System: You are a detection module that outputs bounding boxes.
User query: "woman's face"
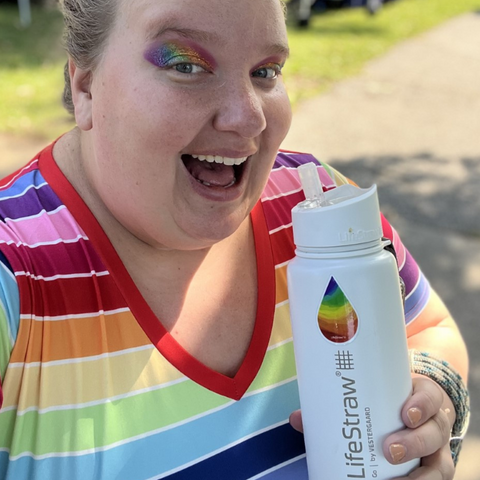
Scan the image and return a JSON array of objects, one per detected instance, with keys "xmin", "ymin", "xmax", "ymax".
[{"xmin": 81, "ymin": 0, "xmax": 292, "ymax": 250}]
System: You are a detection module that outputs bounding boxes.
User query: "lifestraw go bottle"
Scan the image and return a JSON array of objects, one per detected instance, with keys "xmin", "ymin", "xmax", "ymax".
[{"xmin": 287, "ymin": 163, "xmax": 419, "ymax": 479}]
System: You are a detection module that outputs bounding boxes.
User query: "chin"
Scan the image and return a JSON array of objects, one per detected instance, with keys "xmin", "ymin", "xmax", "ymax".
[{"xmin": 180, "ymin": 208, "xmax": 250, "ymax": 248}]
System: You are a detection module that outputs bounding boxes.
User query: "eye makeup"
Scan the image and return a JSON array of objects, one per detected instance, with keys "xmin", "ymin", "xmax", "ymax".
[
  {"xmin": 251, "ymin": 56, "xmax": 285, "ymax": 74},
  {"xmin": 144, "ymin": 41, "xmax": 216, "ymax": 71},
  {"xmin": 253, "ymin": 62, "xmax": 283, "ymax": 78}
]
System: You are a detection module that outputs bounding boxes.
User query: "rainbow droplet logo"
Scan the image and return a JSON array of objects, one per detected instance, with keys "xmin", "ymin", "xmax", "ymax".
[{"xmin": 318, "ymin": 277, "xmax": 359, "ymax": 343}]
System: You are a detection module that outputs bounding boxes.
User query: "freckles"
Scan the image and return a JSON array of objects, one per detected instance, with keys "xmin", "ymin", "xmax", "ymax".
[{"xmin": 264, "ymin": 90, "xmax": 291, "ymax": 123}]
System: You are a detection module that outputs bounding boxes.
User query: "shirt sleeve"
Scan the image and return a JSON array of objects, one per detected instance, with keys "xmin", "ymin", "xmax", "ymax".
[
  {"xmin": 380, "ymin": 215, "xmax": 430, "ymax": 325},
  {"xmin": 0, "ymin": 250, "xmax": 21, "ymax": 408}
]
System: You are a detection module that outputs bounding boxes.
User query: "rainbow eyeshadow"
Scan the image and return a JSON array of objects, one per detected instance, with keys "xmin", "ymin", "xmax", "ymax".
[{"xmin": 144, "ymin": 41, "xmax": 215, "ymax": 71}]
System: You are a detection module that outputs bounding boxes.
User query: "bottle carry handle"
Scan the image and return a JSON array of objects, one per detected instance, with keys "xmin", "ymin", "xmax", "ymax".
[{"xmin": 382, "ymin": 237, "xmax": 406, "ymax": 306}]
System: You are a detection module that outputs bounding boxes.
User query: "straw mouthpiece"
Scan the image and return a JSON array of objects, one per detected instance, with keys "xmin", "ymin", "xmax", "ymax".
[{"xmin": 298, "ymin": 162, "xmax": 326, "ymax": 206}]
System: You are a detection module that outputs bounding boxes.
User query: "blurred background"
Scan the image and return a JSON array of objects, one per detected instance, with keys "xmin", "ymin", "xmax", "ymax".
[{"xmin": 1, "ymin": 0, "xmax": 479, "ymax": 478}]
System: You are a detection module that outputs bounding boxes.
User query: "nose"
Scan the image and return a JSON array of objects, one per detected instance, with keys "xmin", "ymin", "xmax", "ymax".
[{"xmin": 212, "ymin": 79, "xmax": 267, "ymax": 139}]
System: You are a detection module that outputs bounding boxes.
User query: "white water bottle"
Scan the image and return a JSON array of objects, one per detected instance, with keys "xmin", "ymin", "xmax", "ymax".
[{"xmin": 287, "ymin": 163, "xmax": 419, "ymax": 479}]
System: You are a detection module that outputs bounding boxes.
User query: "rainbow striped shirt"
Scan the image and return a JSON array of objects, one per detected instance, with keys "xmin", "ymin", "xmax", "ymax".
[{"xmin": 0, "ymin": 144, "xmax": 430, "ymax": 480}]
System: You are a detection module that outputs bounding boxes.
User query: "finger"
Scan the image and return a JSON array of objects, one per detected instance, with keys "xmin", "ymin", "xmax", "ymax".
[
  {"xmin": 419, "ymin": 444, "xmax": 455, "ymax": 479},
  {"xmin": 385, "ymin": 410, "xmax": 451, "ymax": 464},
  {"xmin": 395, "ymin": 466, "xmax": 443, "ymax": 480},
  {"xmin": 393, "ymin": 445, "xmax": 455, "ymax": 480},
  {"xmin": 289, "ymin": 410, "xmax": 303, "ymax": 433},
  {"xmin": 394, "ymin": 466, "xmax": 442, "ymax": 480},
  {"xmin": 403, "ymin": 375, "xmax": 445, "ymax": 429}
]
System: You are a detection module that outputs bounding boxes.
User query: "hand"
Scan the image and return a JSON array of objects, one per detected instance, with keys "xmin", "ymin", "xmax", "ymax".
[
  {"xmin": 289, "ymin": 374, "xmax": 456, "ymax": 480},
  {"xmin": 384, "ymin": 374, "xmax": 455, "ymax": 479}
]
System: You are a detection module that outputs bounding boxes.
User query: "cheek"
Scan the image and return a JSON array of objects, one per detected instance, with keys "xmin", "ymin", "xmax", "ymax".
[
  {"xmin": 133, "ymin": 89, "xmax": 210, "ymax": 142},
  {"xmin": 92, "ymin": 76, "xmax": 210, "ymax": 161},
  {"xmin": 266, "ymin": 87, "xmax": 292, "ymax": 142},
  {"xmin": 91, "ymin": 56, "xmax": 203, "ymax": 132}
]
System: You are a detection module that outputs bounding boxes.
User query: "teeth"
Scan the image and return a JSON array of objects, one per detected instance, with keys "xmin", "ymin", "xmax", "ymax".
[{"xmin": 191, "ymin": 154, "xmax": 249, "ymax": 166}]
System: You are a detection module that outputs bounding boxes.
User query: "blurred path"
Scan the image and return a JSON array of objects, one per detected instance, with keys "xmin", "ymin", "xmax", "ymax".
[
  {"xmin": 0, "ymin": 133, "xmax": 45, "ymax": 178},
  {"xmin": 283, "ymin": 12, "xmax": 480, "ymax": 479}
]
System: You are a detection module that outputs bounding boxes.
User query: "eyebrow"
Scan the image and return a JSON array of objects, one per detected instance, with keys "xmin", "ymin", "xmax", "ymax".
[
  {"xmin": 145, "ymin": 18, "xmax": 290, "ymax": 58},
  {"xmin": 265, "ymin": 43, "xmax": 290, "ymax": 59},
  {"xmin": 147, "ymin": 24, "xmax": 219, "ymax": 44}
]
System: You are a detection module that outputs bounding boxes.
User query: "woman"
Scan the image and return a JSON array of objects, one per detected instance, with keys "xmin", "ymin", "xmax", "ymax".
[{"xmin": 0, "ymin": 0, "xmax": 469, "ymax": 478}]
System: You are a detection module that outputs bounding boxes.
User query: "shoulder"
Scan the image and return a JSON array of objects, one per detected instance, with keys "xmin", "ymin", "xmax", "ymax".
[
  {"xmin": 266, "ymin": 150, "xmax": 356, "ymax": 197},
  {"xmin": 0, "ymin": 144, "xmax": 68, "ymax": 250},
  {"xmin": 262, "ymin": 150, "xmax": 355, "ymax": 221},
  {"xmin": 0, "ymin": 156, "xmax": 46, "ymax": 226},
  {"xmin": 0, "ymin": 156, "xmax": 51, "ymax": 259},
  {"xmin": 259, "ymin": 150, "xmax": 355, "ymax": 260},
  {"xmin": 0, "ymin": 161, "xmax": 42, "ymax": 381}
]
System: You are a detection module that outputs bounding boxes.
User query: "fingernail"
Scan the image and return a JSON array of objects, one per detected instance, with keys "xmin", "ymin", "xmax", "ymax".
[
  {"xmin": 389, "ymin": 444, "xmax": 406, "ymax": 463},
  {"xmin": 407, "ymin": 407, "xmax": 422, "ymax": 427}
]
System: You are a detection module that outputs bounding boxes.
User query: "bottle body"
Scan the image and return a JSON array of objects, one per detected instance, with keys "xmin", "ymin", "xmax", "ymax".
[{"xmin": 287, "ymin": 246, "xmax": 419, "ymax": 479}]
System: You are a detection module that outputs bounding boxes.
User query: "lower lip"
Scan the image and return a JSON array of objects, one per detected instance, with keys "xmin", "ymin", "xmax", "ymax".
[{"xmin": 182, "ymin": 158, "xmax": 250, "ymax": 202}]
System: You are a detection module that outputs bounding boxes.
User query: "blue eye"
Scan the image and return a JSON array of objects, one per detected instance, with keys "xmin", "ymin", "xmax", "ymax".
[
  {"xmin": 173, "ymin": 63, "xmax": 207, "ymax": 74},
  {"xmin": 252, "ymin": 64, "xmax": 282, "ymax": 79}
]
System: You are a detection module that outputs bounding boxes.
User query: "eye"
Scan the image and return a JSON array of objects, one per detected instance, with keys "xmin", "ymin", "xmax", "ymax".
[
  {"xmin": 173, "ymin": 62, "xmax": 207, "ymax": 74},
  {"xmin": 145, "ymin": 42, "xmax": 216, "ymax": 76},
  {"xmin": 251, "ymin": 64, "xmax": 282, "ymax": 80}
]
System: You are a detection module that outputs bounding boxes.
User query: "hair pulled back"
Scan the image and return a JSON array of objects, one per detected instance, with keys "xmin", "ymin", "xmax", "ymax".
[
  {"xmin": 60, "ymin": 0, "xmax": 287, "ymax": 116},
  {"xmin": 60, "ymin": 0, "xmax": 118, "ymax": 115}
]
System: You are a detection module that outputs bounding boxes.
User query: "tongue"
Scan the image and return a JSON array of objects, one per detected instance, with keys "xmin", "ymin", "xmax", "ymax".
[{"xmin": 183, "ymin": 156, "xmax": 235, "ymax": 187}]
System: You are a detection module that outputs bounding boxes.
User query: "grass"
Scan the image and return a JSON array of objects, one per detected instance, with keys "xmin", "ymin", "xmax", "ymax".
[
  {"xmin": 284, "ymin": 0, "xmax": 480, "ymax": 104},
  {"xmin": 0, "ymin": 5, "xmax": 73, "ymax": 139},
  {"xmin": 0, "ymin": 0, "xmax": 479, "ymax": 140}
]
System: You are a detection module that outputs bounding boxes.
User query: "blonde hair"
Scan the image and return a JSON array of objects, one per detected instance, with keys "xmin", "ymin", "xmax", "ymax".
[{"xmin": 60, "ymin": 0, "xmax": 117, "ymax": 114}]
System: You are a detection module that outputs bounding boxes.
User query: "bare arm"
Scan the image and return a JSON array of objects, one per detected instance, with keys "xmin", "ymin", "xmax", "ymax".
[{"xmin": 406, "ymin": 288, "xmax": 468, "ymax": 380}]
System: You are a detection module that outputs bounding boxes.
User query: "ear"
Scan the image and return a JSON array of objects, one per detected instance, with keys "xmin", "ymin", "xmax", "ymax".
[{"xmin": 69, "ymin": 58, "xmax": 94, "ymax": 131}]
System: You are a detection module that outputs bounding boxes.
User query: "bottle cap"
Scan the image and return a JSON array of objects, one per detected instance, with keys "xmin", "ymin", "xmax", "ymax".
[{"xmin": 292, "ymin": 182, "xmax": 383, "ymax": 249}]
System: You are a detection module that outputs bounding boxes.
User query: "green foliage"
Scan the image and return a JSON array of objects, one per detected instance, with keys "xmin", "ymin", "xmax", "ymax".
[
  {"xmin": 0, "ymin": 0, "xmax": 479, "ymax": 139},
  {"xmin": 0, "ymin": 5, "xmax": 74, "ymax": 139},
  {"xmin": 284, "ymin": 0, "xmax": 480, "ymax": 105}
]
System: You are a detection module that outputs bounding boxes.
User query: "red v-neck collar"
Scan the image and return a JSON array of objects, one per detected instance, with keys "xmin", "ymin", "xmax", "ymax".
[{"xmin": 38, "ymin": 142, "xmax": 276, "ymax": 401}]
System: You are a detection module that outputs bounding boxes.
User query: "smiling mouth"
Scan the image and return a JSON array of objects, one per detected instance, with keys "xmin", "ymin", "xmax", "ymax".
[{"xmin": 181, "ymin": 154, "xmax": 249, "ymax": 188}]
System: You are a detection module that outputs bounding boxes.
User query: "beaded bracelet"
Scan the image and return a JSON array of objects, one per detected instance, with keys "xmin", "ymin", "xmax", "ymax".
[{"xmin": 409, "ymin": 350, "xmax": 470, "ymax": 466}]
